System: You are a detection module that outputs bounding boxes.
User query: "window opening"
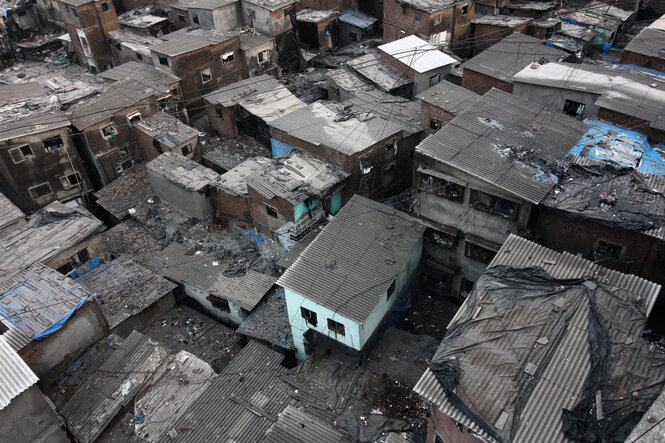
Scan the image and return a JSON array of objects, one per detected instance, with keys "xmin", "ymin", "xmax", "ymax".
[
  {"xmin": 301, "ymin": 307, "xmax": 318, "ymax": 327},
  {"xmin": 327, "ymin": 318, "xmax": 345, "ymax": 336}
]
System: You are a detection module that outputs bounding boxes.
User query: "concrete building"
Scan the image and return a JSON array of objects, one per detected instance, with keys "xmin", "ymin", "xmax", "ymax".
[
  {"xmin": 411, "ymin": 88, "xmax": 587, "ymax": 297},
  {"xmin": 204, "ymin": 74, "xmax": 305, "ymax": 145},
  {"xmin": 212, "ymin": 156, "xmax": 271, "ymax": 220},
  {"xmin": 240, "ymin": 33, "xmax": 276, "ymax": 77},
  {"xmin": 0, "ymin": 336, "xmax": 68, "ymax": 442},
  {"xmin": 337, "ymin": 9, "xmax": 377, "ymax": 45},
  {"xmin": 347, "ymin": 51, "xmax": 414, "ymax": 98},
  {"xmin": 244, "ymin": 149, "xmax": 350, "ymax": 237},
  {"xmin": 622, "ymin": 16, "xmax": 665, "ymax": 72},
  {"xmin": 277, "ymin": 194, "xmax": 424, "ymax": 361},
  {"xmin": 298, "ymin": 0, "xmax": 356, "ymax": 12},
  {"xmin": 326, "ymin": 67, "xmax": 374, "ymax": 101},
  {"xmin": 134, "ymin": 111, "xmax": 199, "ymax": 160},
  {"xmin": 500, "ymin": 0, "xmax": 557, "ymax": 19},
  {"xmin": 58, "ymin": 0, "xmax": 120, "ymax": 72},
  {"xmin": 0, "ymin": 201, "xmax": 106, "ymax": 278},
  {"xmin": 149, "ymin": 28, "xmax": 243, "ymax": 118},
  {"xmin": 146, "ymin": 151, "xmax": 219, "ymax": 219},
  {"xmin": 460, "ymin": 32, "xmax": 566, "ymax": 95},
  {"xmin": 76, "ymin": 257, "xmax": 178, "ymax": 337},
  {"xmin": 0, "ymin": 83, "xmax": 92, "ymax": 213},
  {"xmin": 414, "ymin": 234, "xmax": 664, "ymax": 443},
  {"xmin": 511, "ymin": 61, "xmax": 616, "ymax": 120},
  {"xmin": 297, "ymin": 9, "xmax": 339, "ymax": 53},
  {"xmin": 378, "ymin": 36, "xmax": 456, "ymax": 97},
  {"xmin": 185, "ymin": 0, "xmax": 243, "ymax": 31},
  {"xmin": 117, "ymin": 8, "xmax": 169, "ymax": 36},
  {"xmin": 268, "ymin": 101, "xmax": 404, "ymax": 200},
  {"xmin": 0, "ymin": 264, "xmax": 109, "ymax": 382},
  {"xmin": 383, "ymin": 0, "xmax": 473, "ymax": 55},
  {"xmin": 595, "ymin": 70, "xmax": 665, "ymax": 144},
  {"xmin": 559, "ymin": 1, "xmax": 633, "ymax": 53},
  {"xmin": 141, "ymin": 242, "xmax": 276, "ymax": 326},
  {"xmin": 416, "ymin": 80, "xmax": 479, "ymax": 136},
  {"xmin": 470, "ymin": 14, "xmax": 530, "ymax": 53},
  {"xmin": 93, "ymin": 164, "xmax": 153, "ymax": 223},
  {"xmin": 69, "ymin": 78, "xmax": 178, "ymax": 187},
  {"xmin": 107, "ymin": 28, "xmax": 163, "ymax": 65}
]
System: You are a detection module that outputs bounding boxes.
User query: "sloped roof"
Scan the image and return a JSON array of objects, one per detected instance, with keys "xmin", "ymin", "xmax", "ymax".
[
  {"xmin": 0, "ymin": 192, "xmax": 25, "ymax": 236},
  {"xmin": 146, "ymin": 152, "xmax": 219, "ymax": 192},
  {"xmin": 344, "ymin": 90, "xmax": 422, "ymax": 136},
  {"xmin": 264, "ymin": 405, "xmax": 347, "ymax": 443},
  {"xmin": 378, "ymin": 36, "xmax": 456, "ymax": 74},
  {"xmin": 512, "ymin": 61, "xmax": 616, "ymax": 94},
  {"xmin": 149, "ymin": 36, "xmax": 211, "ymax": 56},
  {"xmin": 415, "ymin": 80, "xmax": 480, "ymax": 114},
  {"xmin": 347, "ymin": 52, "xmax": 412, "ymax": 92},
  {"xmin": 215, "ymin": 156, "xmax": 271, "ymax": 196},
  {"xmin": 94, "ymin": 164, "xmax": 152, "ymax": 220},
  {"xmin": 416, "ymin": 88, "xmax": 588, "ymax": 204},
  {"xmin": 277, "ymin": 195, "xmax": 424, "ymax": 323},
  {"xmin": 0, "ymin": 335, "xmax": 38, "ymax": 410},
  {"xmin": 414, "ymin": 234, "xmax": 663, "ymax": 443},
  {"xmin": 135, "ymin": 112, "xmax": 199, "ymax": 149},
  {"xmin": 99, "ymin": 61, "xmax": 180, "ymax": 85}
]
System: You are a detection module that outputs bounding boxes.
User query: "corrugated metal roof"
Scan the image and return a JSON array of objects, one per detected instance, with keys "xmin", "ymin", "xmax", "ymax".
[
  {"xmin": 99, "ymin": 61, "xmax": 180, "ymax": 85},
  {"xmin": 215, "ymin": 156, "xmax": 271, "ymax": 195},
  {"xmin": 237, "ymin": 288, "xmax": 295, "ymax": 351},
  {"xmin": 147, "ymin": 151, "xmax": 219, "ymax": 192},
  {"xmin": 512, "ymin": 61, "xmax": 616, "ymax": 94},
  {"xmin": 135, "ymin": 111, "xmax": 199, "ymax": 149},
  {"xmin": 649, "ymin": 14, "xmax": 665, "ymax": 31},
  {"xmin": 344, "ymin": 90, "xmax": 422, "ymax": 136},
  {"xmin": 94, "ymin": 164, "xmax": 152, "ymax": 220},
  {"xmin": 0, "ymin": 192, "xmax": 25, "ymax": 236},
  {"xmin": 76, "ymin": 257, "xmax": 177, "ymax": 330},
  {"xmin": 0, "ymin": 335, "xmax": 38, "ymax": 410},
  {"xmin": 414, "ymin": 234, "xmax": 662, "ymax": 443},
  {"xmin": 60, "ymin": 331, "xmax": 169, "ymax": 443},
  {"xmin": 338, "ymin": 10, "xmax": 377, "ymax": 28},
  {"xmin": 277, "ymin": 195, "xmax": 424, "ymax": 324},
  {"xmin": 244, "ymin": 149, "xmax": 349, "ymax": 205},
  {"xmin": 461, "ymin": 33, "xmax": 565, "ymax": 83},
  {"xmin": 471, "ymin": 14, "xmax": 530, "ymax": 27},
  {"xmin": 347, "ymin": 52, "xmax": 412, "ymax": 92},
  {"xmin": 240, "ymin": 33, "xmax": 274, "ymax": 50},
  {"xmin": 141, "ymin": 242, "xmax": 276, "ymax": 311},
  {"xmin": 174, "ymin": 340, "xmax": 290, "ymax": 442},
  {"xmin": 415, "ymin": 80, "xmax": 480, "ymax": 114},
  {"xmin": 378, "ymin": 36, "xmax": 456, "ymax": 74},
  {"xmin": 149, "ymin": 36, "xmax": 211, "ymax": 56},
  {"xmin": 264, "ymin": 405, "xmax": 347, "ymax": 442},
  {"xmin": 416, "ymin": 88, "xmax": 587, "ymax": 204},
  {"xmin": 0, "ymin": 264, "xmax": 93, "ymax": 350},
  {"xmin": 0, "ymin": 201, "xmax": 103, "ymax": 281}
]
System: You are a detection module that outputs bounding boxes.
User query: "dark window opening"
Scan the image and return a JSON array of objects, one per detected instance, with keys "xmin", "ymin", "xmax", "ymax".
[
  {"xmin": 60, "ymin": 172, "xmax": 81, "ymax": 189},
  {"xmin": 216, "ymin": 107, "xmax": 224, "ymax": 119},
  {"xmin": 387, "ymin": 279, "xmax": 396, "ymax": 299},
  {"xmin": 117, "ymin": 159, "xmax": 133, "ymax": 173},
  {"xmin": 333, "ymin": 87, "xmax": 340, "ymax": 100},
  {"xmin": 136, "ymin": 53, "xmax": 143, "ymax": 61},
  {"xmin": 128, "ymin": 113, "xmax": 141, "ymax": 124},
  {"xmin": 201, "ymin": 69, "xmax": 212, "ymax": 84},
  {"xmin": 181, "ymin": 144, "xmax": 193, "ymax": 156},
  {"xmin": 101, "ymin": 2, "xmax": 109, "ymax": 12},
  {"xmin": 56, "ymin": 248, "xmax": 90, "ymax": 275},
  {"xmin": 426, "ymin": 229, "xmax": 455, "ymax": 249},
  {"xmin": 430, "ymin": 118, "xmax": 441, "ymax": 131},
  {"xmin": 118, "ymin": 147, "xmax": 129, "ymax": 158},
  {"xmin": 192, "ymin": 14, "xmax": 199, "ymax": 25},
  {"xmin": 178, "ymin": 14, "xmax": 186, "ymax": 23},
  {"xmin": 563, "ymin": 99, "xmax": 585, "ymax": 119},
  {"xmin": 461, "ymin": 5, "xmax": 468, "ymax": 15},
  {"xmin": 222, "ymin": 52, "xmax": 234, "ymax": 64},
  {"xmin": 414, "ymin": 13, "xmax": 420, "ymax": 22},
  {"xmin": 594, "ymin": 240, "xmax": 623, "ymax": 260},
  {"xmin": 461, "ymin": 278, "xmax": 475, "ymax": 297},
  {"xmin": 301, "ymin": 307, "xmax": 317, "ymax": 327},
  {"xmin": 158, "ymin": 54, "xmax": 169, "ymax": 66},
  {"xmin": 90, "ymin": 66, "xmax": 97, "ymax": 74},
  {"xmin": 327, "ymin": 318, "xmax": 345, "ymax": 336},
  {"xmin": 258, "ymin": 50, "xmax": 269, "ymax": 62},
  {"xmin": 29, "ymin": 183, "xmax": 53, "ymax": 199},
  {"xmin": 465, "ymin": 241, "xmax": 496, "ymax": 265},
  {"xmin": 101, "ymin": 124, "xmax": 115, "ymax": 139},
  {"xmin": 80, "ymin": 36, "xmax": 88, "ymax": 47},
  {"xmin": 349, "ymin": 32, "xmax": 357, "ymax": 41},
  {"xmin": 266, "ymin": 204, "xmax": 278, "ymax": 218},
  {"xmin": 206, "ymin": 294, "xmax": 230, "ymax": 312},
  {"xmin": 43, "ymin": 135, "xmax": 64, "ymax": 150},
  {"xmin": 429, "ymin": 73, "xmax": 440, "ymax": 87},
  {"xmin": 18, "ymin": 10, "xmax": 26, "ymax": 16},
  {"xmin": 71, "ymin": 7, "xmax": 78, "ymax": 17},
  {"xmin": 421, "ymin": 174, "xmax": 465, "ymax": 203},
  {"xmin": 115, "ymin": 43, "xmax": 122, "ymax": 51},
  {"xmin": 9, "ymin": 145, "xmax": 33, "ymax": 163},
  {"xmin": 434, "ymin": 433, "xmax": 445, "ymax": 443},
  {"xmin": 469, "ymin": 189, "xmax": 518, "ymax": 219}
]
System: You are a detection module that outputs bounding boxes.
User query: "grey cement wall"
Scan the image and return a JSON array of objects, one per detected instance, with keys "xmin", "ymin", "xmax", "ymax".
[
  {"xmin": 242, "ymin": 3, "xmax": 292, "ymax": 37},
  {"xmin": 413, "ymin": 66, "xmax": 453, "ymax": 98},
  {"xmin": 0, "ymin": 386, "xmax": 69, "ymax": 443},
  {"xmin": 147, "ymin": 169, "xmax": 214, "ymax": 219},
  {"xmin": 188, "ymin": 3, "xmax": 242, "ymax": 31},
  {"xmin": 512, "ymin": 83, "xmax": 601, "ymax": 118},
  {"xmin": 183, "ymin": 282, "xmax": 246, "ymax": 327},
  {"xmin": 112, "ymin": 292, "xmax": 176, "ymax": 338}
]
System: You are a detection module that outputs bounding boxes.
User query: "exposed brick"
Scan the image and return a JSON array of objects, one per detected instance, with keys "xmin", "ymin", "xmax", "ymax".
[
  {"xmin": 212, "ymin": 189, "xmax": 252, "ymax": 221},
  {"xmin": 473, "ymin": 23, "xmax": 528, "ymax": 53},
  {"xmin": 420, "ymin": 101, "xmax": 457, "ymax": 136},
  {"xmin": 621, "ymin": 50, "xmax": 665, "ymax": 74},
  {"xmin": 461, "ymin": 68, "xmax": 513, "ymax": 95}
]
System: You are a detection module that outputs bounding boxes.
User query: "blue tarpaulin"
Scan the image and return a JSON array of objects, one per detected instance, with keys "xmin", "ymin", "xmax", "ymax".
[
  {"xmin": 70, "ymin": 256, "xmax": 101, "ymax": 279},
  {"xmin": 270, "ymin": 138, "xmax": 295, "ymax": 158},
  {"xmin": 568, "ymin": 119, "xmax": 665, "ymax": 175}
]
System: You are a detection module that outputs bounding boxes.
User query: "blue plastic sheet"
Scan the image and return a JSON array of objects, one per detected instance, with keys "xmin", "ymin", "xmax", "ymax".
[
  {"xmin": 270, "ymin": 138, "xmax": 295, "ymax": 158},
  {"xmin": 70, "ymin": 256, "xmax": 101, "ymax": 279},
  {"xmin": 33, "ymin": 294, "xmax": 90, "ymax": 340}
]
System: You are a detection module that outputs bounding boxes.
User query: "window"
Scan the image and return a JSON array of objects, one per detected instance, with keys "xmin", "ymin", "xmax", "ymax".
[
  {"xmin": 465, "ymin": 241, "xmax": 497, "ymax": 265},
  {"xmin": 301, "ymin": 307, "xmax": 317, "ymax": 327},
  {"xmin": 101, "ymin": 2, "xmax": 109, "ymax": 12},
  {"xmin": 118, "ymin": 147, "xmax": 129, "ymax": 157},
  {"xmin": 221, "ymin": 52, "xmax": 234, "ymax": 64},
  {"xmin": 429, "ymin": 73, "xmax": 440, "ymax": 87},
  {"xmin": 178, "ymin": 14, "xmax": 186, "ymax": 23},
  {"xmin": 70, "ymin": 7, "xmax": 78, "ymax": 17},
  {"xmin": 327, "ymin": 318, "xmax": 345, "ymax": 336},
  {"xmin": 594, "ymin": 240, "xmax": 623, "ymax": 260},
  {"xmin": 429, "ymin": 118, "xmax": 441, "ymax": 131},
  {"xmin": 469, "ymin": 189, "xmax": 518, "ymax": 219},
  {"xmin": 460, "ymin": 278, "xmax": 475, "ymax": 297},
  {"xmin": 333, "ymin": 87, "xmax": 341, "ymax": 100},
  {"xmin": 29, "ymin": 182, "xmax": 53, "ymax": 199},
  {"xmin": 265, "ymin": 204, "xmax": 278, "ymax": 218},
  {"xmin": 461, "ymin": 5, "xmax": 468, "ymax": 15},
  {"xmin": 258, "ymin": 50, "xmax": 269, "ymax": 63},
  {"xmin": 434, "ymin": 433, "xmax": 445, "ymax": 443},
  {"xmin": 127, "ymin": 112, "xmax": 141, "ymax": 124},
  {"xmin": 192, "ymin": 14, "xmax": 199, "ymax": 25},
  {"xmin": 158, "ymin": 53, "xmax": 169, "ymax": 66},
  {"xmin": 115, "ymin": 43, "xmax": 122, "ymax": 51},
  {"xmin": 200, "ymin": 68, "xmax": 212, "ymax": 84},
  {"xmin": 421, "ymin": 174, "xmax": 465, "ymax": 203},
  {"xmin": 101, "ymin": 124, "xmax": 116, "ymax": 139},
  {"xmin": 387, "ymin": 279, "xmax": 396, "ymax": 299},
  {"xmin": 57, "ymin": 248, "xmax": 91, "ymax": 275},
  {"xmin": 349, "ymin": 31, "xmax": 357, "ymax": 42},
  {"xmin": 563, "ymin": 99, "xmax": 585, "ymax": 119},
  {"xmin": 216, "ymin": 107, "xmax": 224, "ymax": 119},
  {"xmin": 18, "ymin": 10, "xmax": 26, "ymax": 16},
  {"xmin": 43, "ymin": 135, "xmax": 64, "ymax": 150},
  {"xmin": 385, "ymin": 138, "xmax": 397, "ymax": 154},
  {"xmin": 181, "ymin": 144, "xmax": 193, "ymax": 156},
  {"xmin": 8, "ymin": 145, "xmax": 34, "ymax": 163},
  {"xmin": 116, "ymin": 159, "xmax": 133, "ymax": 173},
  {"xmin": 136, "ymin": 53, "xmax": 143, "ymax": 61},
  {"xmin": 434, "ymin": 14, "xmax": 442, "ymax": 24},
  {"xmin": 80, "ymin": 36, "xmax": 88, "ymax": 47},
  {"xmin": 426, "ymin": 229, "xmax": 455, "ymax": 249},
  {"xmin": 414, "ymin": 13, "xmax": 420, "ymax": 22},
  {"xmin": 60, "ymin": 172, "xmax": 81, "ymax": 189}
]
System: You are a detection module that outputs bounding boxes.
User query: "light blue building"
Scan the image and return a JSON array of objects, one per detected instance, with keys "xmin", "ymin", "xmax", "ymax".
[{"xmin": 277, "ymin": 195, "xmax": 424, "ymax": 361}]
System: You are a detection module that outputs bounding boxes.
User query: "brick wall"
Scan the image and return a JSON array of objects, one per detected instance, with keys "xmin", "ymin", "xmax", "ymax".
[
  {"xmin": 247, "ymin": 185, "xmax": 295, "ymax": 233},
  {"xmin": 461, "ymin": 68, "xmax": 513, "ymax": 95},
  {"xmin": 427, "ymin": 404, "xmax": 483, "ymax": 443},
  {"xmin": 473, "ymin": 23, "xmax": 528, "ymax": 53},
  {"xmin": 298, "ymin": 0, "xmax": 356, "ymax": 12},
  {"xmin": 212, "ymin": 188, "xmax": 252, "ymax": 220},
  {"xmin": 421, "ymin": 101, "xmax": 457, "ymax": 136},
  {"xmin": 205, "ymin": 101, "xmax": 238, "ymax": 138},
  {"xmin": 170, "ymin": 6, "xmax": 191, "ymax": 29},
  {"xmin": 526, "ymin": 25, "xmax": 550, "ymax": 40},
  {"xmin": 621, "ymin": 50, "xmax": 665, "ymax": 73}
]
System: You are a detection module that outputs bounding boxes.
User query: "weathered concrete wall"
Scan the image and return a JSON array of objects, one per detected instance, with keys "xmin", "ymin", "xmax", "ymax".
[
  {"xmin": 182, "ymin": 282, "xmax": 246, "ymax": 327},
  {"xmin": 512, "ymin": 82, "xmax": 601, "ymax": 118},
  {"xmin": 112, "ymin": 292, "xmax": 176, "ymax": 338},
  {"xmin": 0, "ymin": 386, "xmax": 69, "ymax": 443},
  {"xmin": 135, "ymin": 126, "xmax": 198, "ymax": 161},
  {"xmin": 19, "ymin": 300, "xmax": 109, "ymax": 383},
  {"xmin": 241, "ymin": 39, "xmax": 276, "ymax": 77},
  {"xmin": 169, "ymin": 5, "xmax": 191, "ymax": 29},
  {"xmin": 147, "ymin": 168, "xmax": 214, "ymax": 219},
  {"xmin": 205, "ymin": 101, "xmax": 238, "ymax": 138},
  {"xmin": 242, "ymin": 3, "xmax": 293, "ymax": 36},
  {"xmin": 414, "ymin": 66, "xmax": 452, "ymax": 97},
  {"xmin": 188, "ymin": 3, "xmax": 242, "ymax": 31}
]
